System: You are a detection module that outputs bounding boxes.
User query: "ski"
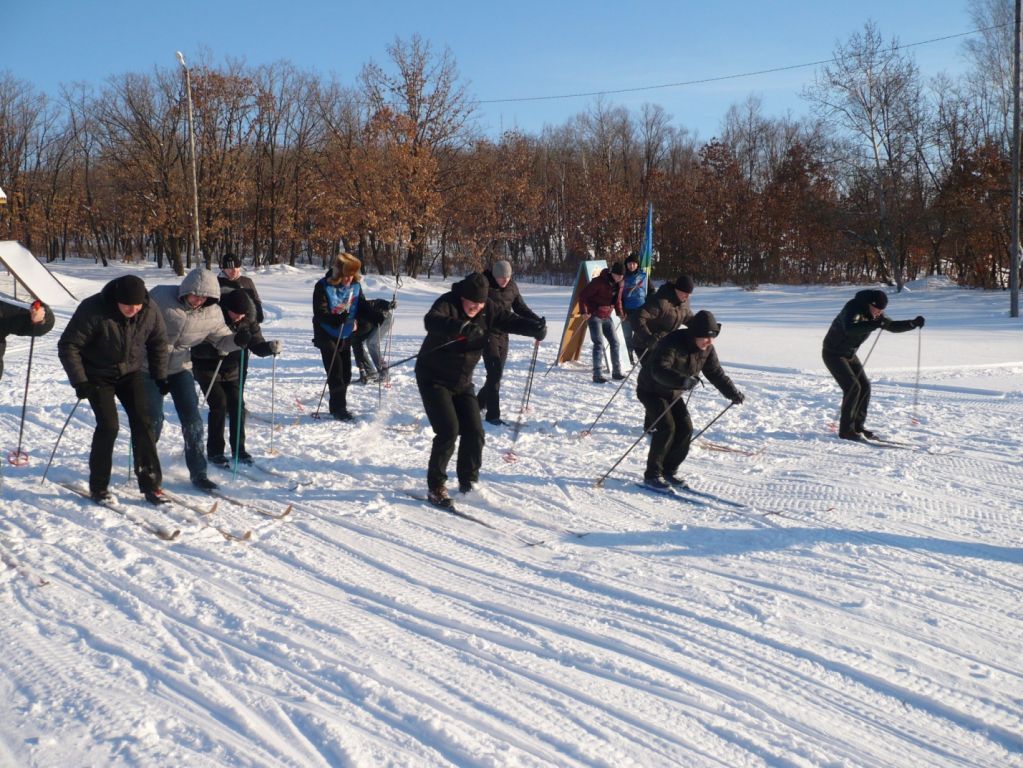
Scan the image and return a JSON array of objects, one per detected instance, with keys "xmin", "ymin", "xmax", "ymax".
[
  {"xmin": 401, "ymin": 489, "xmax": 496, "ymax": 529},
  {"xmin": 54, "ymin": 481, "xmax": 181, "ymax": 541},
  {"xmin": 862, "ymin": 434, "xmax": 921, "ymax": 449},
  {"xmin": 209, "ymin": 460, "xmax": 300, "ymax": 491},
  {"xmin": 200, "ymin": 487, "xmax": 293, "ymax": 520},
  {"xmin": 157, "ymin": 490, "xmax": 252, "ymax": 542},
  {"xmin": 0, "ymin": 540, "xmax": 49, "ymax": 587}
]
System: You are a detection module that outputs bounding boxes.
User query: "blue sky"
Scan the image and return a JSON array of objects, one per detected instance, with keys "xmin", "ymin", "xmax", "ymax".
[{"xmin": 7, "ymin": 0, "xmax": 975, "ymax": 141}]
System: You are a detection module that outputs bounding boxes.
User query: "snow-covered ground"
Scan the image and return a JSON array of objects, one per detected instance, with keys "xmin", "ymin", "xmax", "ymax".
[{"xmin": 1, "ymin": 260, "xmax": 1021, "ymax": 767}]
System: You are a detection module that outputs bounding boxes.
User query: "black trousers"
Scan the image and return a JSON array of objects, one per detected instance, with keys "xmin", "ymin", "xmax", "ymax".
[
  {"xmin": 637, "ymin": 388, "xmax": 692, "ymax": 479},
  {"xmin": 418, "ymin": 376, "xmax": 484, "ymax": 490},
  {"xmin": 319, "ymin": 338, "xmax": 352, "ymax": 415},
  {"xmin": 195, "ymin": 372, "xmax": 245, "ymax": 458},
  {"xmin": 475, "ymin": 333, "xmax": 509, "ymax": 420},
  {"xmin": 822, "ymin": 351, "xmax": 870, "ymax": 434},
  {"xmin": 86, "ymin": 371, "xmax": 161, "ymax": 495}
]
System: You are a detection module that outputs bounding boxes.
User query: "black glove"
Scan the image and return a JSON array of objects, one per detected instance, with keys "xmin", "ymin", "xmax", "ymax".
[
  {"xmin": 681, "ymin": 376, "xmax": 700, "ymax": 391},
  {"xmin": 389, "ymin": 299, "xmax": 398, "ymax": 310},
  {"xmin": 913, "ymin": 315, "xmax": 925, "ymax": 328},
  {"xmin": 233, "ymin": 329, "xmax": 252, "ymax": 348},
  {"xmin": 533, "ymin": 318, "xmax": 547, "ymax": 341},
  {"xmin": 155, "ymin": 379, "xmax": 172, "ymax": 396},
  {"xmin": 328, "ymin": 310, "xmax": 348, "ymax": 327},
  {"xmin": 268, "ymin": 340, "xmax": 282, "ymax": 355},
  {"xmin": 730, "ymin": 391, "xmax": 745, "ymax": 405},
  {"xmin": 74, "ymin": 381, "xmax": 95, "ymax": 400},
  {"xmin": 462, "ymin": 322, "xmax": 486, "ymax": 344}
]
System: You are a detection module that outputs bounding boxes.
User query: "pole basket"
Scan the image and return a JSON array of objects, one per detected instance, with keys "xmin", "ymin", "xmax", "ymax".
[{"xmin": 7, "ymin": 449, "xmax": 29, "ymax": 467}]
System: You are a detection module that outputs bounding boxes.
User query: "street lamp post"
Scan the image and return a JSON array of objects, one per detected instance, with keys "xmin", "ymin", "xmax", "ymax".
[{"xmin": 176, "ymin": 51, "xmax": 202, "ymax": 269}]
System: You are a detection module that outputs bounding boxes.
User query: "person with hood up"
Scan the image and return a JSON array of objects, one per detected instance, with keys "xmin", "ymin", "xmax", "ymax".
[
  {"xmin": 192, "ymin": 288, "xmax": 281, "ymax": 467},
  {"xmin": 312, "ymin": 252, "xmax": 366, "ymax": 420},
  {"xmin": 636, "ymin": 310, "xmax": 744, "ymax": 492},
  {"xmin": 144, "ymin": 267, "xmax": 250, "ymax": 490},
  {"xmin": 58, "ymin": 275, "xmax": 169, "ymax": 504},
  {"xmin": 475, "ymin": 259, "xmax": 543, "ymax": 425},
  {"xmin": 822, "ymin": 289, "xmax": 924, "ymax": 441},
  {"xmin": 415, "ymin": 272, "xmax": 546, "ymax": 509},
  {"xmin": 577, "ymin": 261, "xmax": 626, "ymax": 383},
  {"xmin": 620, "ymin": 253, "xmax": 648, "ymax": 365},
  {"xmin": 631, "ymin": 274, "xmax": 695, "ymax": 359},
  {"xmin": 1, "ymin": 297, "xmax": 54, "ymax": 381}
]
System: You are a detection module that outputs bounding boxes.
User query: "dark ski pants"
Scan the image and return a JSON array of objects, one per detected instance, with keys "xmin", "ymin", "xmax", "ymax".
[
  {"xmin": 823, "ymin": 351, "xmax": 870, "ymax": 434},
  {"xmin": 195, "ymin": 373, "xmax": 246, "ymax": 458},
  {"xmin": 144, "ymin": 370, "xmax": 208, "ymax": 482},
  {"xmin": 86, "ymin": 371, "xmax": 161, "ymax": 495},
  {"xmin": 622, "ymin": 308, "xmax": 642, "ymax": 365},
  {"xmin": 637, "ymin": 388, "xmax": 692, "ymax": 479},
  {"xmin": 476, "ymin": 333, "xmax": 509, "ymax": 421},
  {"xmin": 319, "ymin": 337, "xmax": 352, "ymax": 415},
  {"xmin": 418, "ymin": 377, "xmax": 484, "ymax": 491}
]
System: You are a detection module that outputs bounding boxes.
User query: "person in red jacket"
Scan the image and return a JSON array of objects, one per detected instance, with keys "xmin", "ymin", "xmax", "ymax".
[{"xmin": 577, "ymin": 262, "xmax": 625, "ymax": 383}]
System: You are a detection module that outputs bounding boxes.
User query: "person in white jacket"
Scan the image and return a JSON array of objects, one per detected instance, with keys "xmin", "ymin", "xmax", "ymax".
[{"xmin": 143, "ymin": 267, "xmax": 249, "ymax": 490}]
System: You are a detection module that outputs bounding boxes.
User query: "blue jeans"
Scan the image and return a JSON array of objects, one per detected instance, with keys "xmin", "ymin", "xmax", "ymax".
[
  {"xmin": 588, "ymin": 316, "xmax": 621, "ymax": 377},
  {"xmin": 144, "ymin": 370, "xmax": 208, "ymax": 481},
  {"xmin": 354, "ymin": 314, "xmax": 393, "ymax": 375}
]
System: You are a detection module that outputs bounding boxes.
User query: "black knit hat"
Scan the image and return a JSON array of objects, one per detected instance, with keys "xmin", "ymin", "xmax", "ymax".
[
  {"xmin": 221, "ymin": 253, "xmax": 243, "ymax": 269},
  {"xmin": 221, "ymin": 289, "xmax": 251, "ymax": 315},
  {"xmin": 455, "ymin": 272, "xmax": 489, "ymax": 303},
  {"xmin": 674, "ymin": 275, "xmax": 695, "ymax": 293},
  {"xmin": 112, "ymin": 275, "xmax": 147, "ymax": 305},
  {"xmin": 687, "ymin": 310, "xmax": 720, "ymax": 338},
  {"xmin": 610, "ymin": 262, "xmax": 625, "ymax": 276},
  {"xmin": 866, "ymin": 290, "xmax": 888, "ymax": 309}
]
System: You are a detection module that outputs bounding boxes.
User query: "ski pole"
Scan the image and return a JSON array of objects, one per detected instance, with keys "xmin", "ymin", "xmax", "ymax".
[
  {"xmin": 312, "ymin": 330, "xmax": 346, "ymax": 419},
  {"xmin": 860, "ymin": 328, "xmax": 882, "ymax": 368},
  {"xmin": 40, "ymin": 399, "xmax": 81, "ymax": 484},
  {"xmin": 378, "ymin": 336, "xmax": 466, "ymax": 375},
  {"xmin": 689, "ymin": 401, "xmax": 735, "ymax": 443},
  {"xmin": 595, "ymin": 389, "xmax": 687, "ymax": 487},
  {"xmin": 8, "ymin": 329, "xmax": 37, "ymax": 466},
  {"xmin": 269, "ymin": 352, "xmax": 278, "ymax": 455},
  {"xmin": 504, "ymin": 339, "xmax": 542, "ymax": 461},
  {"xmin": 911, "ymin": 326, "xmax": 922, "ymax": 425},
  {"xmin": 580, "ymin": 348, "xmax": 648, "ymax": 437},
  {"xmin": 232, "ymin": 349, "xmax": 245, "ymax": 479},
  {"xmin": 202, "ymin": 357, "xmax": 225, "ymax": 406},
  {"xmin": 543, "ymin": 317, "xmax": 589, "ymax": 377}
]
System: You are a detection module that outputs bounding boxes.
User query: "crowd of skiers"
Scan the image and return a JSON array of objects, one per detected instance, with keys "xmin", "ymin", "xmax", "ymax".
[{"xmin": 0, "ymin": 250, "xmax": 924, "ymax": 507}]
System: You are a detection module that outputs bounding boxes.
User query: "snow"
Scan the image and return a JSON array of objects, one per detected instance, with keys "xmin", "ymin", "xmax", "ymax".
[{"xmin": 1, "ymin": 261, "xmax": 1021, "ymax": 767}]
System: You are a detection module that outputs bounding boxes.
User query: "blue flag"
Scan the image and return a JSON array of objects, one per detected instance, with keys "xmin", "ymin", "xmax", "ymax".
[{"xmin": 639, "ymin": 203, "xmax": 653, "ymax": 275}]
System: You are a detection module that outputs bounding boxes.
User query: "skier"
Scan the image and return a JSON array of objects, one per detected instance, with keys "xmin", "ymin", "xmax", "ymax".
[
  {"xmin": 636, "ymin": 310, "xmax": 744, "ymax": 491},
  {"xmin": 351, "ymin": 296, "xmax": 396, "ymax": 384},
  {"xmin": 620, "ymin": 253, "xmax": 648, "ymax": 365},
  {"xmin": 577, "ymin": 261, "xmax": 625, "ymax": 383},
  {"xmin": 0, "ymin": 297, "xmax": 54, "ymax": 381},
  {"xmin": 475, "ymin": 259, "xmax": 542, "ymax": 425},
  {"xmin": 415, "ymin": 272, "xmax": 546, "ymax": 508},
  {"xmin": 144, "ymin": 268, "xmax": 250, "ymax": 491},
  {"xmin": 192, "ymin": 288, "xmax": 280, "ymax": 467},
  {"xmin": 312, "ymin": 252, "xmax": 364, "ymax": 420},
  {"xmin": 57, "ymin": 275, "xmax": 168, "ymax": 504},
  {"xmin": 822, "ymin": 289, "xmax": 924, "ymax": 441},
  {"xmin": 630, "ymin": 275, "xmax": 695, "ymax": 359}
]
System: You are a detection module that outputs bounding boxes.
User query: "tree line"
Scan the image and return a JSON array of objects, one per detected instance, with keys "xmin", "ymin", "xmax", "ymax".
[{"xmin": 1, "ymin": 6, "xmax": 1019, "ymax": 290}]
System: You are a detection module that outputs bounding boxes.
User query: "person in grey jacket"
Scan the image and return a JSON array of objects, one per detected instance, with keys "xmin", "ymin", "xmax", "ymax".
[
  {"xmin": 144, "ymin": 267, "xmax": 249, "ymax": 490},
  {"xmin": 822, "ymin": 289, "xmax": 923, "ymax": 441},
  {"xmin": 58, "ymin": 275, "xmax": 168, "ymax": 504}
]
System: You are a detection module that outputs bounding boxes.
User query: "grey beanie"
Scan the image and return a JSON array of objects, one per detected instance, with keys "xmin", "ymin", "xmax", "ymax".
[{"xmin": 492, "ymin": 260, "xmax": 513, "ymax": 279}]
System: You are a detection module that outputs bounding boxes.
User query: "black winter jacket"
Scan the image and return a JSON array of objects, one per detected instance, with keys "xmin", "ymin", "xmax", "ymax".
[
  {"xmin": 632, "ymin": 282, "xmax": 694, "ymax": 353},
  {"xmin": 637, "ymin": 328, "xmax": 740, "ymax": 402},
  {"xmin": 483, "ymin": 270, "xmax": 540, "ymax": 354},
  {"xmin": 0, "ymin": 299, "xmax": 55, "ymax": 380},
  {"xmin": 415, "ymin": 288, "xmax": 541, "ymax": 391},
  {"xmin": 192, "ymin": 290, "xmax": 275, "ymax": 383},
  {"xmin": 822, "ymin": 289, "xmax": 916, "ymax": 358},
  {"xmin": 58, "ymin": 279, "xmax": 168, "ymax": 386}
]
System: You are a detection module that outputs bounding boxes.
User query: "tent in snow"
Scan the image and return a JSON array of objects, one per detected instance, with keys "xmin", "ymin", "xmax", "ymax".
[
  {"xmin": 0, "ymin": 241, "xmax": 77, "ymax": 306},
  {"xmin": 551, "ymin": 259, "xmax": 628, "ymax": 372}
]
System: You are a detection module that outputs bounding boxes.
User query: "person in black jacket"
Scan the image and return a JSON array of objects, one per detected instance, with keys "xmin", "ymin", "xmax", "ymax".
[
  {"xmin": 475, "ymin": 260, "xmax": 542, "ymax": 425},
  {"xmin": 57, "ymin": 275, "xmax": 169, "ymax": 504},
  {"xmin": 192, "ymin": 288, "xmax": 280, "ymax": 466},
  {"xmin": 822, "ymin": 289, "xmax": 923, "ymax": 441},
  {"xmin": 217, "ymin": 253, "xmax": 264, "ymax": 323},
  {"xmin": 636, "ymin": 310, "xmax": 744, "ymax": 491},
  {"xmin": 0, "ymin": 297, "xmax": 54, "ymax": 381},
  {"xmin": 415, "ymin": 272, "xmax": 546, "ymax": 507}
]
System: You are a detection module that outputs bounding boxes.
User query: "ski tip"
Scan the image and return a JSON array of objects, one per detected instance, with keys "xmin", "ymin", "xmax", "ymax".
[
  {"xmin": 280, "ymin": 504, "xmax": 293, "ymax": 518},
  {"xmin": 159, "ymin": 528, "xmax": 182, "ymax": 542},
  {"xmin": 205, "ymin": 502, "xmax": 219, "ymax": 516}
]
